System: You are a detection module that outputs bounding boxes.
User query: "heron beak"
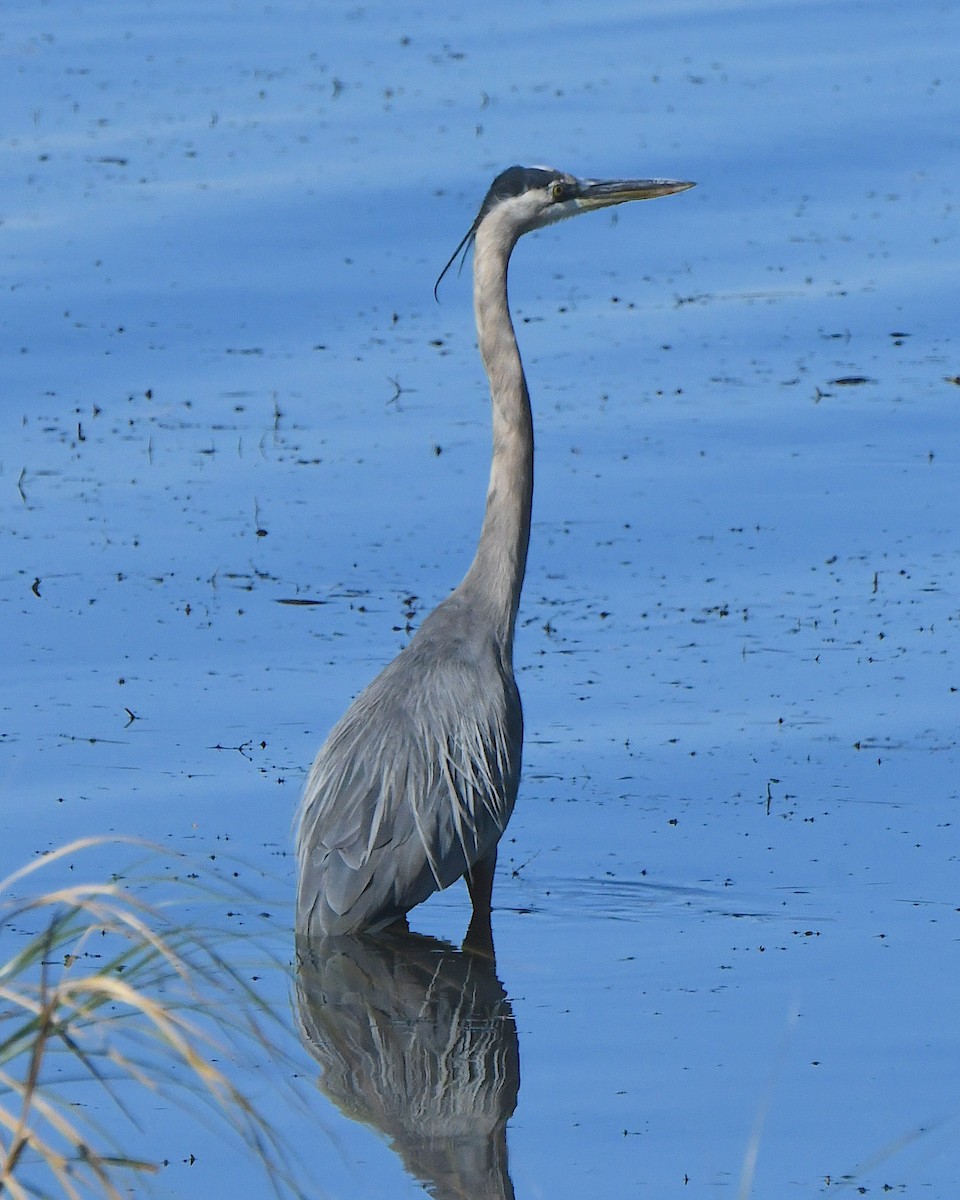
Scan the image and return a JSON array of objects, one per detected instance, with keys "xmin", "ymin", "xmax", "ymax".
[{"xmin": 574, "ymin": 178, "xmax": 695, "ymax": 211}]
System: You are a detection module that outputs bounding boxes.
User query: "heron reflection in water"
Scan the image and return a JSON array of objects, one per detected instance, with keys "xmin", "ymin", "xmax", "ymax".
[
  {"xmin": 296, "ymin": 167, "xmax": 694, "ymax": 938},
  {"xmin": 296, "ymin": 930, "xmax": 519, "ymax": 1200}
]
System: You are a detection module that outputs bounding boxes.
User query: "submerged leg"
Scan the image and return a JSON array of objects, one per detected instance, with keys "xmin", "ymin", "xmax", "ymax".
[
  {"xmin": 466, "ymin": 847, "xmax": 497, "ymax": 916},
  {"xmin": 464, "ymin": 848, "xmax": 497, "ymax": 953}
]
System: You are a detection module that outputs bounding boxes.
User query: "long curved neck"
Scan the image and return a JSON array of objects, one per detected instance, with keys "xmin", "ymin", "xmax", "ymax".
[{"xmin": 458, "ymin": 219, "xmax": 533, "ymax": 656}]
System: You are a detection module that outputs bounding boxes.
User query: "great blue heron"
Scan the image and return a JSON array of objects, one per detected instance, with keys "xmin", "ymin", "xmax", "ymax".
[{"xmin": 297, "ymin": 165, "xmax": 694, "ymax": 938}]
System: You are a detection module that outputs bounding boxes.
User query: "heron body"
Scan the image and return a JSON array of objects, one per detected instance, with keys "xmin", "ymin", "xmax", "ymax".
[{"xmin": 296, "ymin": 166, "xmax": 694, "ymax": 937}]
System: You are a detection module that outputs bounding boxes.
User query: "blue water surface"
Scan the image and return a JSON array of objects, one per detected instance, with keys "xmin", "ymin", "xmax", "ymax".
[{"xmin": 2, "ymin": 1, "xmax": 958, "ymax": 1196}]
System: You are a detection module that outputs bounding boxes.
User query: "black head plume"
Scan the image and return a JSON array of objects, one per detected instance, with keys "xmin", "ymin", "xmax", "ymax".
[{"xmin": 433, "ymin": 166, "xmax": 563, "ymax": 301}]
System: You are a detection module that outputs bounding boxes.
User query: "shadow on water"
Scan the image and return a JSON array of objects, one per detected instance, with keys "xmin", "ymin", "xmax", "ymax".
[{"xmin": 295, "ymin": 928, "xmax": 519, "ymax": 1200}]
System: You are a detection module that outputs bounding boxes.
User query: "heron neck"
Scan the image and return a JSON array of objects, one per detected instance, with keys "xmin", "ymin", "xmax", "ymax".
[{"xmin": 459, "ymin": 224, "xmax": 533, "ymax": 654}]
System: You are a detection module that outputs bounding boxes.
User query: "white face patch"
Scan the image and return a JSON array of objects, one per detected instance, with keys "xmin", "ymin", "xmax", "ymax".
[{"xmin": 488, "ymin": 184, "xmax": 581, "ymax": 237}]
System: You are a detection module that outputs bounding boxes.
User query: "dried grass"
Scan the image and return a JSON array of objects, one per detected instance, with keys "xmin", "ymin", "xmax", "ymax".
[{"xmin": 0, "ymin": 838, "xmax": 305, "ymax": 1199}]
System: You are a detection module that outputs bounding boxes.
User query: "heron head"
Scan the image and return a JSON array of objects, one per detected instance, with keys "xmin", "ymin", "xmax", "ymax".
[{"xmin": 434, "ymin": 165, "xmax": 695, "ymax": 299}]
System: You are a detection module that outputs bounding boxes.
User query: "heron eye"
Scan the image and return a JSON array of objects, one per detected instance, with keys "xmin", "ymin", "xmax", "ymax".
[{"xmin": 550, "ymin": 180, "xmax": 567, "ymax": 201}]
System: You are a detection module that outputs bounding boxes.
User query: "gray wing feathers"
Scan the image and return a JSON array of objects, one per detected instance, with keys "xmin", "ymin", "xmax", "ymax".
[{"xmin": 296, "ymin": 640, "xmax": 521, "ymax": 935}]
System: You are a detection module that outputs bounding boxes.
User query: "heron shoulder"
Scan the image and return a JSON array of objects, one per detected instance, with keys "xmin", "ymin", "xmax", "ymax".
[{"xmin": 300, "ymin": 595, "xmax": 521, "ymax": 830}]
